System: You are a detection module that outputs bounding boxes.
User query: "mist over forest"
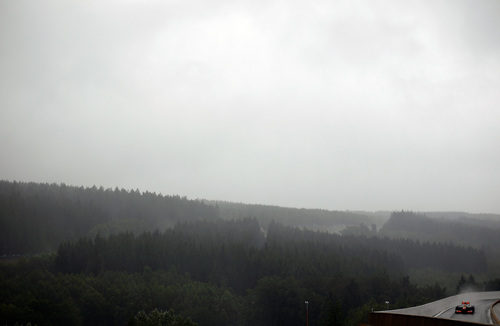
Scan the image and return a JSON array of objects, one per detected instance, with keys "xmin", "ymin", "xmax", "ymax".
[
  {"xmin": 2, "ymin": 180, "xmax": 500, "ymax": 325},
  {"xmin": 2, "ymin": 0, "xmax": 500, "ymax": 324}
]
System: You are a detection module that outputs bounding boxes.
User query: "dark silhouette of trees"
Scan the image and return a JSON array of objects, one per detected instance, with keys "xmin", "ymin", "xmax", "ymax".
[
  {"xmin": 0, "ymin": 180, "xmax": 218, "ymax": 255},
  {"xmin": 380, "ymin": 211, "xmax": 500, "ymax": 249},
  {"xmin": 130, "ymin": 309, "xmax": 197, "ymax": 326},
  {"xmin": 1, "ymin": 183, "xmax": 497, "ymax": 326},
  {"xmin": 2, "ymin": 218, "xmax": 465, "ymax": 326}
]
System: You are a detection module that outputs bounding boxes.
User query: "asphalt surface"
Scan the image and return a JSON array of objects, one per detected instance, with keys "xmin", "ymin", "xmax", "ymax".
[{"xmin": 384, "ymin": 291, "xmax": 500, "ymax": 325}]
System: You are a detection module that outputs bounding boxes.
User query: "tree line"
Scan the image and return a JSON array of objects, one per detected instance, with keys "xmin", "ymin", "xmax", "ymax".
[
  {"xmin": 380, "ymin": 211, "xmax": 500, "ymax": 249},
  {"xmin": 0, "ymin": 180, "xmax": 218, "ymax": 255},
  {"xmin": 1, "ymin": 181, "xmax": 387, "ymax": 256}
]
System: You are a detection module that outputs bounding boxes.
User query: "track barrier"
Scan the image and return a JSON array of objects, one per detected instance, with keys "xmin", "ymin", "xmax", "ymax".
[
  {"xmin": 491, "ymin": 300, "xmax": 500, "ymax": 325},
  {"xmin": 369, "ymin": 312, "xmax": 488, "ymax": 326}
]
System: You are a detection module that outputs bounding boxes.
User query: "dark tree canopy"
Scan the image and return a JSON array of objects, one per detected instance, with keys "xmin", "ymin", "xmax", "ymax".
[{"xmin": 0, "ymin": 182, "xmax": 497, "ymax": 326}]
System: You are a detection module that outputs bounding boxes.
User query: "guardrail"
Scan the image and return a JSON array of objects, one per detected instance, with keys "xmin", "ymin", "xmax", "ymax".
[
  {"xmin": 369, "ymin": 312, "xmax": 488, "ymax": 326},
  {"xmin": 491, "ymin": 300, "xmax": 500, "ymax": 325}
]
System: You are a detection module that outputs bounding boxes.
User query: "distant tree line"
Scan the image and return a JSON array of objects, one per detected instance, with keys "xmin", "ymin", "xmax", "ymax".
[
  {"xmin": 214, "ymin": 201, "xmax": 385, "ymax": 230},
  {"xmin": 4, "ymin": 181, "xmax": 497, "ymax": 259},
  {"xmin": 0, "ymin": 181, "xmax": 218, "ymax": 255},
  {"xmin": 0, "ymin": 181, "xmax": 389, "ymax": 256},
  {"xmin": 380, "ymin": 211, "xmax": 500, "ymax": 249}
]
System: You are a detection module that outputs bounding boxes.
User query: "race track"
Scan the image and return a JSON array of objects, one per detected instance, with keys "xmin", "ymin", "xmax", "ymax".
[{"xmin": 386, "ymin": 291, "xmax": 500, "ymax": 325}]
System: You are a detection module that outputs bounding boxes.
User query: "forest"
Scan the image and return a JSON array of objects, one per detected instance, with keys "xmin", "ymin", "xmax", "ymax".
[
  {"xmin": 1, "ymin": 181, "xmax": 500, "ymax": 325},
  {"xmin": 0, "ymin": 181, "xmax": 380, "ymax": 256}
]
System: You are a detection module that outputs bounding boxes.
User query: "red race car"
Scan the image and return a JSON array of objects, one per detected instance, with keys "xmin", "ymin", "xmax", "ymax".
[{"xmin": 455, "ymin": 301, "xmax": 475, "ymax": 314}]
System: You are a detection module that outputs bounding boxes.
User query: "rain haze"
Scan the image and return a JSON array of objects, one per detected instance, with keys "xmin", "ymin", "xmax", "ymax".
[{"xmin": 1, "ymin": 0, "xmax": 499, "ymax": 213}]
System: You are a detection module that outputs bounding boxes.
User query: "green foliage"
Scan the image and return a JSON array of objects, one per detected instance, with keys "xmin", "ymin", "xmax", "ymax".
[
  {"xmin": 1, "ymin": 183, "xmax": 497, "ymax": 326},
  {"xmin": 2, "ymin": 219, "xmax": 467, "ymax": 326},
  {"xmin": 247, "ymin": 276, "xmax": 306, "ymax": 326},
  {"xmin": 0, "ymin": 263, "xmax": 244, "ymax": 326},
  {"xmin": 129, "ymin": 309, "xmax": 196, "ymax": 326}
]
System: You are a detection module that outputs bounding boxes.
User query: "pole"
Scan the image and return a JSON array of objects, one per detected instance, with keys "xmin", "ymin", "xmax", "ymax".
[{"xmin": 305, "ymin": 300, "xmax": 309, "ymax": 326}]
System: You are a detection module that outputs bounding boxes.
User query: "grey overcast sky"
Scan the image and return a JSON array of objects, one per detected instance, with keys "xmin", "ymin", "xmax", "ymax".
[{"xmin": 1, "ymin": 0, "xmax": 499, "ymax": 213}]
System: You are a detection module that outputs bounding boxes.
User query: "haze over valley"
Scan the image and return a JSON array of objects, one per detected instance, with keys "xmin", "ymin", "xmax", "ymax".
[
  {"xmin": 1, "ymin": 0, "xmax": 500, "ymax": 325},
  {"xmin": 2, "ymin": 180, "xmax": 500, "ymax": 325}
]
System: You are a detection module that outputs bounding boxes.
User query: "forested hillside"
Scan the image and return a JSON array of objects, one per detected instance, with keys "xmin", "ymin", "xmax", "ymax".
[
  {"xmin": 213, "ymin": 201, "xmax": 388, "ymax": 232},
  {"xmin": 379, "ymin": 211, "xmax": 500, "ymax": 280},
  {"xmin": 380, "ymin": 211, "xmax": 500, "ymax": 249},
  {"xmin": 0, "ymin": 181, "xmax": 384, "ymax": 255},
  {"xmin": 55, "ymin": 220, "xmax": 486, "ymax": 280},
  {"xmin": 426, "ymin": 212, "xmax": 500, "ymax": 230},
  {"xmin": 0, "ymin": 181, "xmax": 218, "ymax": 255},
  {"xmin": 2, "ymin": 218, "xmax": 498, "ymax": 326},
  {"xmin": 2, "ymin": 182, "xmax": 500, "ymax": 325},
  {"xmin": 3, "ymin": 219, "xmax": 471, "ymax": 326}
]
